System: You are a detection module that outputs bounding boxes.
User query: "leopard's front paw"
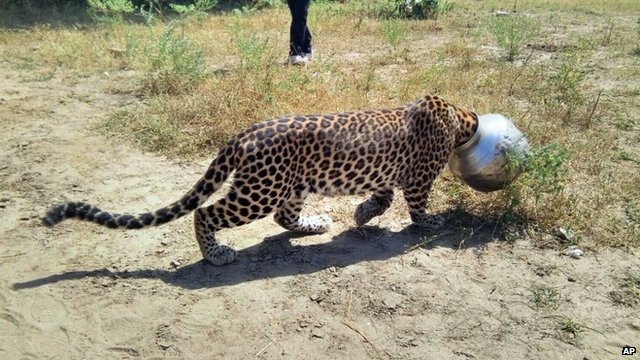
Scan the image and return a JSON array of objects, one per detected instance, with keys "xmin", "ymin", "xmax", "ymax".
[
  {"xmin": 203, "ymin": 244, "xmax": 237, "ymax": 266},
  {"xmin": 413, "ymin": 214, "xmax": 445, "ymax": 230}
]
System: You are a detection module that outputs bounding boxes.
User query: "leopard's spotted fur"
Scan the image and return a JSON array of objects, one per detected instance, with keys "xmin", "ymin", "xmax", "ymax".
[{"xmin": 43, "ymin": 95, "xmax": 478, "ymax": 265}]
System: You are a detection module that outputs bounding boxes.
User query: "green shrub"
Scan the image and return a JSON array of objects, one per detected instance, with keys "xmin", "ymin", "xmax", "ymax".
[
  {"xmin": 396, "ymin": 0, "xmax": 452, "ymax": 19},
  {"xmin": 233, "ymin": 31, "xmax": 271, "ymax": 72},
  {"xmin": 169, "ymin": 0, "xmax": 217, "ymax": 21},
  {"xmin": 379, "ymin": 19, "xmax": 408, "ymax": 50},
  {"xmin": 546, "ymin": 51, "xmax": 588, "ymax": 124},
  {"xmin": 143, "ymin": 25, "xmax": 208, "ymax": 94},
  {"xmin": 520, "ymin": 143, "xmax": 570, "ymax": 203},
  {"xmin": 230, "ymin": 23, "xmax": 280, "ymax": 103},
  {"xmin": 87, "ymin": 0, "xmax": 135, "ymax": 23},
  {"xmin": 489, "ymin": 14, "xmax": 538, "ymax": 61},
  {"xmin": 251, "ymin": 0, "xmax": 282, "ymax": 10},
  {"xmin": 499, "ymin": 143, "xmax": 571, "ymax": 238},
  {"xmin": 231, "ymin": 0, "xmax": 282, "ymax": 15}
]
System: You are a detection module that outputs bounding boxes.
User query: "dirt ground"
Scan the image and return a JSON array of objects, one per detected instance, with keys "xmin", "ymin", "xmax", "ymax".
[{"xmin": 1, "ymin": 67, "xmax": 638, "ymax": 359}]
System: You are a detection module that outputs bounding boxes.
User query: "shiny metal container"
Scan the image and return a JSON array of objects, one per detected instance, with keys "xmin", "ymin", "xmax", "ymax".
[{"xmin": 449, "ymin": 114, "xmax": 529, "ymax": 192}]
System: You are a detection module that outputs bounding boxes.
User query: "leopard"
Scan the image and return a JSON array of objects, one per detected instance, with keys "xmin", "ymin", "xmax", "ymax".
[{"xmin": 43, "ymin": 94, "xmax": 479, "ymax": 266}]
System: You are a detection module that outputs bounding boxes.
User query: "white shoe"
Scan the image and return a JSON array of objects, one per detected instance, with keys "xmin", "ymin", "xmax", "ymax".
[
  {"xmin": 288, "ymin": 55, "xmax": 309, "ymax": 65},
  {"xmin": 303, "ymin": 50, "xmax": 313, "ymax": 60}
]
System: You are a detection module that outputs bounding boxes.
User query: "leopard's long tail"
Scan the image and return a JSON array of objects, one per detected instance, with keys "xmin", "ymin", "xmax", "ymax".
[{"xmin": 42, "ymin": 150, "xmax": 235, "ymax": 230}]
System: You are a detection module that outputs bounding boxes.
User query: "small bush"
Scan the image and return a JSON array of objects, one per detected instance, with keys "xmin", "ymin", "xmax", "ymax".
[
  {"xmin": 233, "ymin": 29, "xmax": 272, "ymax": 72},
  {"xmin": 489, "ymin": 14, "xmax": 538, "ymax": 61},
  {"xmin": 231, "ymin": 0, "xmax": 282, "ymax": 15},
  {"xmin": 170, "ymin": 0, "xmax": 217, "ymax": 21},
  {"xmin": 520, "ymin": 143, "xmax": 570, "ymax": 203},
  {"xmin": 87, "ymin": 0, "xmax": 135, "ymax": 23},
  {"xmin": 557, "ymin": 318, "xmax": 584, "ymax": 339},
  {"xmin": 251, "ymin": 0, "xmax": 282, "ymax": 11},
  {"xmin": 233, "ymin": 29, "xmax": 279, "ymax": 102},
  {"xmin": 545, "ymin": 51, "xmax": 588, "ymax": 125},
  {"xmin": 379, "ymin": 19, "xmax": 408, "ymax": 50},
  {"xmin": 528, "ymin": 285, "xmax": 561, "ymax": 309},
  {"xmin": 396, "ymin": 0, "xmax": 451, "ymax": 20},
  {"xmin": 142, "ymin": 25, "xmax": 208, "ymax": 94},
  {"xmin": 498, "ymin": 143, "xmax": 571, "ymax": 237}
]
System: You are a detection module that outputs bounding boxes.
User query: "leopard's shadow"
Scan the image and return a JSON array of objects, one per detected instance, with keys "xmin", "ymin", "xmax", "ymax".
[{"xmin": 13, "ymin": 209, "xmax": 498, "ymax": 290}]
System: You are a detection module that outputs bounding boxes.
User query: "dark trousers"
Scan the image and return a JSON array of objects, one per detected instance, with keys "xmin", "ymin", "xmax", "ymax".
[{"xmin": 287, "ymin": 0, "xmax": 312, "ymax": 56}]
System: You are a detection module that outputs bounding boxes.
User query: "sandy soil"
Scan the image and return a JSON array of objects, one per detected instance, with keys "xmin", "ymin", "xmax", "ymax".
[{"xmin": 0, "ymin": 68, "xmax": 638, "ymax": 360}]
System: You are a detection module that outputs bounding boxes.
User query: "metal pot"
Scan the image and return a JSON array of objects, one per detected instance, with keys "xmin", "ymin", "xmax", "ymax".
[{"xmin": 449, "ymin": 114, "xmax": 529, "ymax": 192}]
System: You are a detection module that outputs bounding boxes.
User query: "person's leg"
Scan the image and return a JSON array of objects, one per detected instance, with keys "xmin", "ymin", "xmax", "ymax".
[
  {"xmin": 286, "ymin": 0, "xmax": 298, "ymax": 56},
  {"xmin": 288, "ymin": 0, "xmax": 311, "ymax": 57},
  {"xmin": 303, "ymin": 25, "xmax": 313, "ymax": 57}
]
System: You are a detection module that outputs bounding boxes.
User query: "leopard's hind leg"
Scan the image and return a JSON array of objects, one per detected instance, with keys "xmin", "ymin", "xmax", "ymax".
[
  {"xmin": 354, "ymin": 189, "xmax": 394, "ymax": 227},
  {"xmin": 194, "ymin": 189, "xmax": 273, "ymax": 265},
  {"xmin": 274, "ymin": 196, "xmax": 332, "ymax": 234}
]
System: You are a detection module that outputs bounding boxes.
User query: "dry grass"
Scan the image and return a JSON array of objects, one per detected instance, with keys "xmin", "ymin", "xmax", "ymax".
[
  {"xmin": 610, "ymin": 272, "xmax": 640, "ymax": 307},
  {"xmin": 1, "ymin": 0, "xmax": 638, "ymax": 249},
  {"xmin": 528, "ymin": 285, "xmax": 562, "ymax": 309}
]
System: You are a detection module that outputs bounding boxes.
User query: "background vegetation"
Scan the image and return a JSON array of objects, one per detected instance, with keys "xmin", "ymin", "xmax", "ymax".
[{"xmin": 1, "ymin": 0, "xmax": 638, "ymax": 250}]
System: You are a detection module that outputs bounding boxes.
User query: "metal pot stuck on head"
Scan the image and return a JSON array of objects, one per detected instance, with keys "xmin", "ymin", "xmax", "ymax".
[{"xmin": 449, "ymin": 114, "xmax": 530, "ymax": 192}]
